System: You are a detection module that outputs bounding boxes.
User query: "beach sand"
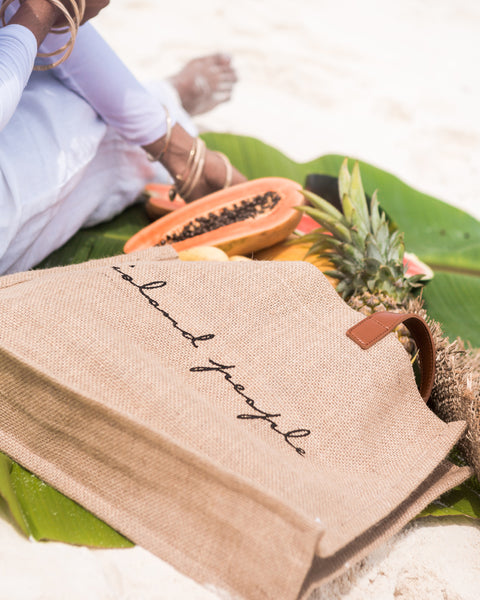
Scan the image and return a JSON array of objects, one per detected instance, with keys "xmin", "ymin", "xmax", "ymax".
[
  {"xmin": 1, "ymin": 1, "xmax": 480, "ymax": 599},
  {"xmin": 94, "ymin": 0, "xmax": 480, "ymax": 220}
]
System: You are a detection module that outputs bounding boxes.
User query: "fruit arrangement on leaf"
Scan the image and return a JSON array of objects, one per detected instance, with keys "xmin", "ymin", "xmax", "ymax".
[
  {"xmin": 296, "ymin": 159, "xmax": 429, "ymax": 308},
  {"xmin": 125, "ymin": 177, "xmax": 304, "ymax": 256},
  {"xmin": 297, "ymin": 160, "xmax": 480, "ymax": 483},
  {"xmin": 293, "ymin": 159, "xmax": 433, "ymax": 353}
]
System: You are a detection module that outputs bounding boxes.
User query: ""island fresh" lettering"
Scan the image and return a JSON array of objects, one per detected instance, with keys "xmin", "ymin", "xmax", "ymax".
[
  {"xmin": 114, "ymin": 266, "xmax": 311, "ymax": 456},
  {"xmin": 190, "ymin": 359, "xmax": 311, "ymax": 456}
]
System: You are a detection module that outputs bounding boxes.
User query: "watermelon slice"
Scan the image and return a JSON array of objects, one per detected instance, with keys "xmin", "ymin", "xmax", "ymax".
[
  {"xmin": 404, "ymin": 252, "xmax": 434, "ymax": 281},
  {"xmin": 295, "ymin": 213, "xmax": 323, "ymax": 234}
]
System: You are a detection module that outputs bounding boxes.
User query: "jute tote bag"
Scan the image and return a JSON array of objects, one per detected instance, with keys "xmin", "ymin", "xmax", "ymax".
[{"xmin": 0, "ymin": 247, "xmax": 471, "ymax": 600}]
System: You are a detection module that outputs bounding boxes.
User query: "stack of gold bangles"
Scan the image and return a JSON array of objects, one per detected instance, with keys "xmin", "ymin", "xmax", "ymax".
[
  {"xmin": 174, "ymin": 139, "xmax": 233, "ymax": 202},
  {"xmin": 0, "ymin": 0, "xmax": 85, "ymax": 70},
  {"xmin": 174, "ymin": 137, "xmax": 206, "ymax": 201}
]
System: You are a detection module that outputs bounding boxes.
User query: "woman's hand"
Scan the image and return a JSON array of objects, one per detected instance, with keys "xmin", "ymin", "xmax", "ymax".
[
  {"xmin": 144, "ymin": 123, "xmax": 247, "ymax": 202},
  {"xmin": 50, "ymin": 0, "xmax": 110, "ymax": 28},
  {"xmin": 10, "ymin": 0, "xmax": 60, "ymax": 46},
  {"xmin": 10, "ymin": 0, "xmax": 110, "ymax": 46}
]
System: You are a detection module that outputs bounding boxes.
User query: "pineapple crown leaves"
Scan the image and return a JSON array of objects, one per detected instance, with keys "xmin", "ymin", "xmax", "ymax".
[
  {"xmin": 340, "ymin": 160, "xmax": 370, "ymax": 241},
  {"xmin": 297, "ymin": 204, "xmax": 352, "ymax": 243},
  {"xmin": 295, "ymin": 158, "xmax": 427, "ymax": 302}
]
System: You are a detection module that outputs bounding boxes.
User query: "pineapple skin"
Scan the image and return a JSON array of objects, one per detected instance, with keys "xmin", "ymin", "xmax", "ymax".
[{"xmin": 347, "ymin": 291, "xmax": 416, "ymax": 355}]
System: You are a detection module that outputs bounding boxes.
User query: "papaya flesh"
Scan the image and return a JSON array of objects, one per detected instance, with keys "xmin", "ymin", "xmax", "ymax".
[
  {"xmin": 124, "ymin": 177, "xmax": 304, "ymax": 256},
  {"xmin": 142, "ymin": 183, "xmax": 186, "ymax": 220}
]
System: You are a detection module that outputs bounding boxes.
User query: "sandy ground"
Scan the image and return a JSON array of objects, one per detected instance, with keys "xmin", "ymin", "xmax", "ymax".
[
  {"xmin": 1, "ymin": 1, "xmax": 480, "ymax": 599},
  {"xmin": 94, "ymin": 0, "xmax": 480, "ymax": 220}
]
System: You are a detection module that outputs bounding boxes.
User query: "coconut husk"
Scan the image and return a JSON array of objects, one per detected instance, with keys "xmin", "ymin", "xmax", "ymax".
[{"xmin": 406, "ymin": 296, "xmax": 480, "ymax": 478}]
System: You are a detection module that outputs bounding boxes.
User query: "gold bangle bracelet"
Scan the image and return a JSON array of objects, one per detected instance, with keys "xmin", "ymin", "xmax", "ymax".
[
  {"xmin": 215, "ymin": 151, "xmax": 233, "ymax": 189},
  {"xmin": 175, "ymin": 137, "xmax": 207, "ymax": 201},
  {"xmin": 182, "ymin": 139, "xmax": 206, "ymax": 200},
  {"xmin": 177, "ymin": 138, "xmax": 201, "ymax": 199},
  {"xmin": 0, "ymin": 0, "xmax": 86, "ymax": 70},
  {"xmin": 146, "ymin": 105, "xmax": 173, "ymax": 163},
  {"xmin": 174, "ymin": 137, "xmax": 197, "ymax": 190}
]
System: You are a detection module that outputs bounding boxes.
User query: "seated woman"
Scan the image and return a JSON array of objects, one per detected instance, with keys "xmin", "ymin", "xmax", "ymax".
[{"xmin": 0, "ymin": 0, "xmax": 246, "ymax": 274}]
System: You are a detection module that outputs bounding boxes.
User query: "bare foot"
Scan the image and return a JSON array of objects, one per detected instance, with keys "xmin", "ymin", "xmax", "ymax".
[{"xmin": 168, "ymin": 53, "xmax": 238, "ymax": 116}]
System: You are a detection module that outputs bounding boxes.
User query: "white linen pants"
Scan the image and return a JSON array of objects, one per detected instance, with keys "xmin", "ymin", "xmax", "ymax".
[{"xmin": 0, "ymin": 71, "xmax": 196, "ymax": 275}]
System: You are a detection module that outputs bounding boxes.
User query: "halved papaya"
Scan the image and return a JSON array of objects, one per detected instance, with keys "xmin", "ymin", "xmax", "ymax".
[
  {"xmin": 124, "ymin": 177, "xmax": 304, "ymax": 256},
  {"xmin": 142, "ymin": 183, "xmax": 186, "ymax": 220}
]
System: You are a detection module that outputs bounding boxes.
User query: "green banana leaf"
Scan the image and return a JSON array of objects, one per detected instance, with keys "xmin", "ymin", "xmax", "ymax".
[
  {"xmin": 0, "ymin": 454, "xmax": 132, "ymax": 547},
  {"xmin": 1, "ymin": 133, "xmax": 479, "ymax": 547},
  {"xmin": 201, "ymin": 133, "xmax": 480, "ymax": 348},
  {"xmin": 418, "ymin": 477, "xmax": 480, "ymax": 520},
  {"xmin": 417, "ymin": 450, "xmax": 480, "ymax": 519}
]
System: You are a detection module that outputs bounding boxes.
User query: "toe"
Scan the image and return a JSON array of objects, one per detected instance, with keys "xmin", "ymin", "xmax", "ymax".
[
  {"xmin": 171, "ymin": 53, "xmax": 238, "ymax": 116},
  {"xmin": 220, "ymin": 71, "xmax": 238, "ymax": 84},
  {"xmin": 211, "ymin": 53, "xmax": 238, "ymax": 78},
  {"xmin": 211, "ymin": 52, "xmax": 233, "ymax": 65},
  {"xmin": 213, "ymin": 66, "xmax": 238, "ymax": 86}
]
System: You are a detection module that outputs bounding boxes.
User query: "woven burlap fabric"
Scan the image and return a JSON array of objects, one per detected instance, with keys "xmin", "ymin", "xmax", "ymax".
[{"xmin": 0, "ymin": 248, "xmax": 471, "ymax": 600}]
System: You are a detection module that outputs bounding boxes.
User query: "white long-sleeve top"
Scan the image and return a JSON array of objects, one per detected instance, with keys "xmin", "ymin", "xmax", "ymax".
[
  {"xmin": 0, "ymin": 24, "xmax": 36, "ymax": 129},
  {"xmin": 0, "ymin": 3, "xmax": 184, "ymax": 275},
  {"xmin": 0, "ymin": 1, "xmax": 171, "ymax": 143}
]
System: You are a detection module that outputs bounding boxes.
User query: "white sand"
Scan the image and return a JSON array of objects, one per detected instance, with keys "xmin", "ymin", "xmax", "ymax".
[
  {"xmin": 1, "ymin": 1, "xmax": 480, "ymax": 599},
  {"xmin": 94, "ymin": 0, "xmax": 480, "ymax": 220}
]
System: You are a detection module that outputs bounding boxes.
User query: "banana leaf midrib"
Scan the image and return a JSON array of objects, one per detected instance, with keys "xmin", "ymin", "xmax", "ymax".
[{"xmin": 428, "ymin": 264, "xmax": 480, "ymax": 277}]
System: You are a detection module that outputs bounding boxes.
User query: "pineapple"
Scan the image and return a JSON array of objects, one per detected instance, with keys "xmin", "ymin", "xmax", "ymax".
[
  {"xmin": 297, "ymin": 160, "xmax": 480, "ymax": 479},
  {"xmin": 296, "ymin": 158, "xmax": 426, "ymax": 354}
]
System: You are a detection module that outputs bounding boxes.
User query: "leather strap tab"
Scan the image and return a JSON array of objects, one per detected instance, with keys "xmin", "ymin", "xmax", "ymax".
[{"xmin": 346, "ymin": 312, "xmax": 435, "ymax": 402}]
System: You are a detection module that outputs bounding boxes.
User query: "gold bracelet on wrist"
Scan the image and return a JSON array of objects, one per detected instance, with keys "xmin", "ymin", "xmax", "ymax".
[
  {"xmin": 0, "ymin": 0, "xmax": 86, "ymax": 70},
  {"xmin": 215, "ymin": 151, "xmax": 233, "ymax": 189},
  {"xmin": 174, "ymin": 137, "xmax": 207, "ymax": 202},
  {"xmin": 145, "ymin": 106, "xmax": 172, "ymax": 163},
  {"xmin": 182, "ymin": 139, "xmax": 206, "ymax": 200},
  {"xmin": 173, "ymin": 139, "xmax": 196, "ymax": 185}
]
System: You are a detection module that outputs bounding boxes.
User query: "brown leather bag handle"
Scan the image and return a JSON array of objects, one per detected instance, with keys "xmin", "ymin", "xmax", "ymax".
[{"xmin": 346, "ymin": 312, "xmax": 435, "ymax": 402}]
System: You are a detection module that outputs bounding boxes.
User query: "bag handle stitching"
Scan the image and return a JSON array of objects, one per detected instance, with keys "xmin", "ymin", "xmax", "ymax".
[{"xmin": 347, "ymin": 312, "xmax": 436, "ymax": 402}]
